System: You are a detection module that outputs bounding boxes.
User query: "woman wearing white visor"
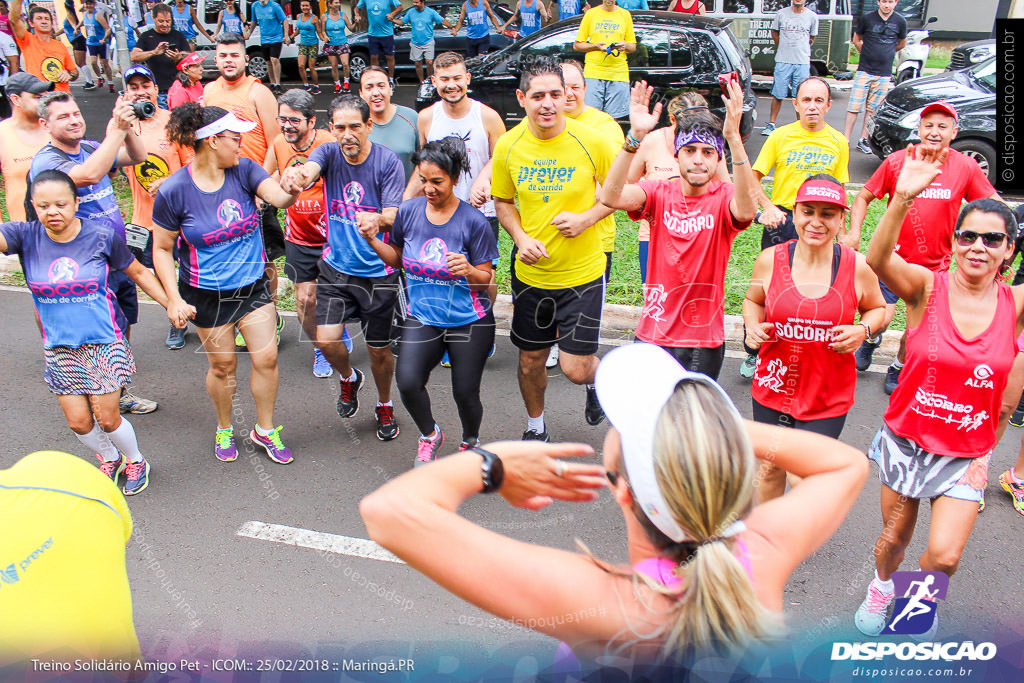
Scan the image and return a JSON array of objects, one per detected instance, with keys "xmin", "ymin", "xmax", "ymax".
[{"xmin": 360, "ymin": 343, "xmax": 867, "ymax": 665}]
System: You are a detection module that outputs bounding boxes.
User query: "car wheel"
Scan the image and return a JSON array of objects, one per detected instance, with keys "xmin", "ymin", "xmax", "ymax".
[
  {"xmin": 895, "ymin": 67, "xmax": 917, "ymax": 85},
  {"xmin": 951, "ymin": 139, "xmax": 996, "ymax": 184},
  {"xmin": 248, "ymin": 53, "xmax": 269, "ymax": 81},
  {"xmin": 349, "ymin": 50, "xmax": 370, "ymax": 81}
]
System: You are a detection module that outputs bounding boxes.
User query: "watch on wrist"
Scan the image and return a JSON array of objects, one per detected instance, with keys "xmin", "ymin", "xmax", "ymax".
[{"xmin": 473, "ymin": 447, "xmax": 504, "ymax": 494}]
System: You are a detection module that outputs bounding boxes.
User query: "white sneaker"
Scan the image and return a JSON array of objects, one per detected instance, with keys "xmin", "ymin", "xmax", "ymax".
[
  {"xmin": 855, "ymin": 579, "xmax": 895, "ymax": 636},
  {"xmin": 545, "ymin": 344, "xmax": 559, "ymax": 369}
]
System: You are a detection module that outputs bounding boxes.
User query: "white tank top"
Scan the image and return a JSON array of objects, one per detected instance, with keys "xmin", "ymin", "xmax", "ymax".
[{"xmin": 427, "ymin": 99, "xmax": 495, "ymax": 217}]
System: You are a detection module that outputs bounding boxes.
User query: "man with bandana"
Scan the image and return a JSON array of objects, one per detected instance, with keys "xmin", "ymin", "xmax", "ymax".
[{"xmin": 601, "ymin": 79, "xmax": 757, "ymax": 381}]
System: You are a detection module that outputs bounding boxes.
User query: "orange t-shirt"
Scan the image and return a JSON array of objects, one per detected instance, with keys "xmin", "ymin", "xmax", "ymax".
[
  {"xmin": 126, "ymin": 110, "xmax": 191, "ymax": 229},
  {"xmin": 0, "ymin": 119, "xmax": 50, "ymax": 221},
  {"xmin": 14, "ymin": 32, "xmax": 76, "ymax": 92},
  {"xmin": 271, "ymin": 129, "xmax": 332, "ymax": 247},
  {"xmin": 203, "ymin": 75, "xmax": 269, "ymax": 164}
]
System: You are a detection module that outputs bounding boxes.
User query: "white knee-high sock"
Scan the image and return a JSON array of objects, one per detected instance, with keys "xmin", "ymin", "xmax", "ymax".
[
  {"xmin": 106, "ymin": 419, "xmax": 144, "ymax": 463},
  {"xmin": 76, "ymin": 423, "xmax": 119, "ymax": 461}
]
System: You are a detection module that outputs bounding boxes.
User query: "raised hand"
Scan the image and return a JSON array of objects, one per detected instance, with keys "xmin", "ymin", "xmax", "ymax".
[
  {"xmin": 628, "ymin": 80, "xmax": 662, "ymax": 138},
  {"xmin": 894, "ymin": 144, "xmax": 948, "ymax": 201}
]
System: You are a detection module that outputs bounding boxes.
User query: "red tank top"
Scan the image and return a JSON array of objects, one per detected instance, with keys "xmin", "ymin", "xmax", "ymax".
[
  {"xmin": 752, "ymin": 241, "xmax": 859, "ymax": 420},
  {"xmin": 672, "ymin": 0, "xmax": 701, "ymax": 14},
  {"xmin": 885, "ymin": 272, "xmax": 1018, "ymax": 458}
]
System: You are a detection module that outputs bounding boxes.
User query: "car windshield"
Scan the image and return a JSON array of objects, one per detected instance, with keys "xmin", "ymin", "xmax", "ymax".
[{"xmin": 968, "ymin": 59, "xmax": 995, "ymax": 91}]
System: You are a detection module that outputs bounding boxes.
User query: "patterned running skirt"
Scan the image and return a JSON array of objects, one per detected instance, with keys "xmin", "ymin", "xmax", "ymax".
[
  {"xmin": 43, "ymin": 337, "xmax": 136, "ymax": 395},
  {"xmin": 868, "ymin": 424, "xmax": 989, "ymax": 502}
]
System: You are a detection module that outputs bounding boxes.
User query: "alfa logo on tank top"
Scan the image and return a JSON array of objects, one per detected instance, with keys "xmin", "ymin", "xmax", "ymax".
[{"xmin": 965, "ymin": 364, "xmax": 995, "ymax": 389}]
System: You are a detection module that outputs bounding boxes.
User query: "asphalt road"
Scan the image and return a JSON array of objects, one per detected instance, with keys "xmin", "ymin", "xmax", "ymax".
[{"xmin": 1, "ymin": 286, "xmax": 1023, "ymax": 680}]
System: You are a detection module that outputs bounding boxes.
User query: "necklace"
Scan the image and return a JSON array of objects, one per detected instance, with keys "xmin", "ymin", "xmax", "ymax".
[{"xmin": 291, "ymin": 133, "xmax": 316, "ymax": 154}]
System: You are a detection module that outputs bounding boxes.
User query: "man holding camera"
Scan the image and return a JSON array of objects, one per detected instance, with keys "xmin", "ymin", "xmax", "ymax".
[
  {"xmin": 122, "ymin": 64, "xmax": 193, "ymax": 349},
  {"xmin": 131, "ymin": 3, "xmax": 192, "ymax": 109},
  {"xmin": 30, "ymin": 91, "xmax": 159, "ymax": 415}
]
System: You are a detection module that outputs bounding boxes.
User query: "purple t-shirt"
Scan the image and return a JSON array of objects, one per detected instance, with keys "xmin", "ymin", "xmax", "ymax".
[
  {"xmin": 391, "ymin": 197, "xmax": 498, "ymax": 327},
  {"xmin": 308, "ymin": 142, "xmax": 404, "ymax": 277},
  {"xmin": 30, "ymin": 141, "xmax": 126, "ymax": 241},
  {"xmin": 152, "ymin": 159, "xmax": 270, "ymax": 291},
  {"xmin": 1, "ymin": 220, "xmax": 133, "ymax": 348}
]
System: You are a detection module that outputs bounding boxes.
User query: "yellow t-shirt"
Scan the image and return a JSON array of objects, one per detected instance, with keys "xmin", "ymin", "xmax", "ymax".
[
  {"xmin": 576, "ymin": 7, "xmax": 635, "ymax": 83},
  {"xmin": 570, "ymin": 106, "xmax": 624, "ymax": 253},
  {"xmin": 0, "ymin": 451, "xmax": 141, "ymax": 663},
  {"xmin": 752, "ymin": 122, "xmax": 849, "ymax": 210},
  {"xmin": 492, "ymin": 118, "xmax": 612, "ymax": 289}
]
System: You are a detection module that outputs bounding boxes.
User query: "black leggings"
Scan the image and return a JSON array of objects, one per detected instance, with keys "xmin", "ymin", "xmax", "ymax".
[
  {"xmin": 656, "ymin": 343, "xmax": 726, "ymax": 381},
  {"xmin": 751, "ymin": 399, "xmax": 847, "ymax": 439},
  {"xmin": 396, "ymin": 313, "xmax": 495, "ymax": 440}
]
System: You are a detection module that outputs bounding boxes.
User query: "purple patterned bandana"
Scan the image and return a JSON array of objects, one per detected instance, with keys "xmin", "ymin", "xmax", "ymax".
[{"xmin": 674, "ymin": 129, "xmax": 724, "ymax": 158}]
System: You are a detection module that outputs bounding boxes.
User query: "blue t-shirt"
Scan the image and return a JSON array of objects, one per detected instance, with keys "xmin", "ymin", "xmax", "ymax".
[
  {"xmin": 170, "ymin": 4, "xmax": 196, "ymax": 40},
  {"xmin": 403, "ymin": 7, "xmax": 443, "ymax": 47},
  {"xmin": 252, "ymin": 0, "xmax": 286, "ymax": 44},
  {"xmin": 323, "ymin": 14, "xmax": 348, "ymax": 44},
  {"xmin": 295, "ymin": 14, "xmax": 319, "ymax": 45},
  {"xmin": 1, "ymin": 220, "xmax": 133, "ymax": 348},
  {"xmin": 308, "ymin": 142, "xmax": 404, "ymax": 278},
  {"xmin": 83, "ymin": 10, "xmax": 105, "ymax": 46},
  {"xmin": 30, "ymin": 141, "xmax": 125, "ymax": 241},
  {"xmin": 518, "ymin": 0, "xmax": 543, "ymax": 36},
  {"xmin": 221, "ymin": 10, "xmax": 244, "ymax": 35},
  {"xmin": 152, "ymin": 159, "xmax": 270, "ymax": 291},
  {"xmin": 392, "ymin": 197, "xmax": 498, "ymax": 327},
  {"xmin": 465, "ymin": 0, "xmax": 489, "ymax": 39},
  {"xmin": 558, "ymin": 0, "xmax": 581, "ymax": 19},
  {"xmin": 616, "ymin": 0, "xmax": 648, "ymax": 9},
  {"xmin": 357, "ymin": 0, "xmax": 402, "ymax": 38}
]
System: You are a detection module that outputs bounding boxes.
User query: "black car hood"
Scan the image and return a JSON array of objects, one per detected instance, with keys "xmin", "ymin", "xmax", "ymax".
[{"xmin": 884, "ymin": 70, "xmax": 992, "ymax": 115}]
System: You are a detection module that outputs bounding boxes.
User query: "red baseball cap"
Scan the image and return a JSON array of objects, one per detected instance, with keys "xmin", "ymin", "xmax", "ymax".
[
  {"xmin": 178, "ymin": 52, "xmax": 205, "ymax": 70},
  {"xmin": 920, "ymin": 100, "xmax": 958, "ymax": 122},
  {"xmin": 794, "ymin": 177, "xmax": 849, "ymax": 210}
]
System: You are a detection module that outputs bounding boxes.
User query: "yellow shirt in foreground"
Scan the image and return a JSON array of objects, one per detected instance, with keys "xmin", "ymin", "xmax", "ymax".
[
  {"xmin": 576, "ymin": 6, "xmax": 635, "ymax": 83},
  {"xmin": 752, "ymin": 121, "xmax": 849, "ymax": 210},
  {"xmin": 569, "ymin": 106, "xmax": 624, "ymax": 253},
  {"xmin": 0, "ymin": 451, "xmax": 140, "ymax": 662},
  {"xmin": 492, "ymin": 118, "xmax": 612, "ymax": 288}
]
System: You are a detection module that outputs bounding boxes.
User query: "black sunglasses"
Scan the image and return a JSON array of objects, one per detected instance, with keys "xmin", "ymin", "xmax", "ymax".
[{"xmin": 954, "ymin": 230, "xmax": 1008, "ymax": 249}]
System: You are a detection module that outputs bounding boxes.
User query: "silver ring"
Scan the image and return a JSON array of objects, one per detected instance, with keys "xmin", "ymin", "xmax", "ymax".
[{"xmin": 554, "ymin": 460, "xmax": 565, "ymax": 477}]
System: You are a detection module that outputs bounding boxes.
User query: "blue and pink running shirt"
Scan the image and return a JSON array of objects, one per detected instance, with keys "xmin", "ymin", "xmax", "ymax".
[
  {"xmin": 390, "ymin": 197, "xmax": 498, "ymax": 328},
  {"xmin": 152, "ymin": 158, "xmax": 270, "ymax": 291},
  {"xmin": 31, "ymin": 141, "xmax": 126, "ymax": 241},
  {"xmin": 0, "ymin": 220, "xmax": 133, "ymax": 348},
  {"xmin": 308, "ymin": 142, "xmax": 405, "ymax": 278}
]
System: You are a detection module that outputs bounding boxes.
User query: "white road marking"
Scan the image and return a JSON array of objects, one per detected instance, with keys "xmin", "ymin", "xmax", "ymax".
[{"xmin": 237, "ymin": 521, "xmax": 406, "ymax": 565}]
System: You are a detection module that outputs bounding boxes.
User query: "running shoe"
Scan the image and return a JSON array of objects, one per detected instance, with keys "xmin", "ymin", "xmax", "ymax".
[
  {"xmin": 313, "ymin": 348, "xmax": 333, "ymax": 378},
  {"xmin": 343, "ymin": 78, "xmax": 350, "ymax": 91},
  {"xmin": 97, "ymin": 77, "xmax": 105, "ymax": 89},
  {"xmin": 855, "ymin": 337, "xmax": 880, "ymax": 372},
  {"xmin": 83, "ymin": 81, "xmax": 98, "ymax": 90},
  {"xmin": 250, "ymin": 426, "xmax": 293, "ymax": 464},
  {"xmin": 761, "ymin": 122, "xmax": 775, "ymax": 136},
  {"xmin": 488, "ymin": 343, "xmax": 495, "ymax": 358},
  {"xmin": 999, "ymin": 469, "xmax": 1024, "ymax": 517},
  {"xmin": 458, "ymin": 437, "xmax": 480, "ymax": 452},
  {"xmin": 96, "ymin": 452, "xmax": 125, "ymax": 483},
  {"xmin": 522, "ymin": 428, "xmax": 550, "ymax": 442},
  {"xmin": 585, "ymin": 386, "xmax": 605, "ymax": 426},
  {"xmin": 215, "ymin": 427, "xmax": 237, "ymax": 462},
  {"xmin": 303, "ymin": 82, "xmax": 311, "ymax": 90},
  {"xmin": 375, "ymin": 404, "xmax": 400, "ymax": 441},
  {"xmin": 854, "ymin": 579, "xmax": 895, "ymax": 636},
  {"xmin": 311, "ymin": 84, "xmax": 321, "ymax": 94},
  {"xmin": 857, "ymin": 138, "xmax": 873, "ymax": 155},
  {"xmin": 415, "ymin": 428, "xmax": 444, "ymax": 467},
  {"xmin": 545, "ymin": 345, "xmax": 559, "ymax": 369},
  {"xmin": 1011, "ymin": 404, "xmax": 1024, "ymax": 428},
  {"xmin": 122, "ymin": 458, "xmax": 151, "ymax": 496},
  {"xmin": 108, "ymin": 83, "xmax": 115, "ymax": 93},
  {"xmin": 739, "ymin": 353, "xmax": 757, "ymax": 379},
  {"xmin": 120, "ymin": 390, "xmax": 158, "ymax": 414},
  {"xmin": 342, "ymin": 326, "xmax": 353, "ymax": 352},
  {"xmin": 276, "ymin": 314, "xmax": 284, "ymax": 345},
  {"xmin": 235, "ymin": 329, "xmax": 246, "ymax": 348},
  {"xmin": 441, "ymin": 350, "xmax": 451, "ymax": 368},
  {"xmin": 337, "ymin": 368, "xmax": 364, "ymax": 418},
  {"xmin": 166, "ymin": 323, "xmax": 186, "ymax": 350},
  {"xmin": 334, "ymin": 82, "xmax": 342, "ymax": 93},
  {"xmin": 978, "ymin": 494, "xmax": 985, "ymax": 513},
  {"xmin": 884, "ymin": 364, "xmax": 902, "ymax": 395}
]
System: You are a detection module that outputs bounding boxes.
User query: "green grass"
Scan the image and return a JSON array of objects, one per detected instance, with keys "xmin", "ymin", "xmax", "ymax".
[{"xmin": 2, "ymin": 174, "xmax": 920, "ymax": 332}]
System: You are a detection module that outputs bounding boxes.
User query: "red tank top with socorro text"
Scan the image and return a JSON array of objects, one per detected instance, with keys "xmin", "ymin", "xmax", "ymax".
[
  {"xmin": 752, "ymin": 241, "xmax": 859, "ymax": 420},
  {"xmin": 884, "ymin": 272, "xmax": 1018, "ymax": 458}
]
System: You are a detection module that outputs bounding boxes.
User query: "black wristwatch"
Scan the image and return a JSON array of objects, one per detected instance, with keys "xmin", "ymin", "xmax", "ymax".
[{"xmin": 473, "ymin": 447, "xmax": 504, "ymax": 493}]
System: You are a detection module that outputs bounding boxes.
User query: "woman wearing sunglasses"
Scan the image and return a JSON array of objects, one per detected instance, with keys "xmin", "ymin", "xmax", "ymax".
[
  {"xmin": 361, "ymin": 343, "xmax": 867, "ymax": 665},
  {"xmin": 855, "ymin": 144, "xmax": 1024, "ymax": 638}
]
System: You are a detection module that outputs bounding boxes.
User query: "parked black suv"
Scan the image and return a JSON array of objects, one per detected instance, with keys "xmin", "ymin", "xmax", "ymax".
[
  {"xmin": 867, "ymin": 57, "xmax": 995, "ymax": 183},
  {"xmin": 415, "ymin": 12, "xmax": 757, "ymax": 139}
]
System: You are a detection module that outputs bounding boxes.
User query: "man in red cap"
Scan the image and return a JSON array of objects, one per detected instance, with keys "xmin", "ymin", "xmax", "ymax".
[{"xmin": 845, "ymin": 100, "xmax": 1002, "ymax": 394}]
